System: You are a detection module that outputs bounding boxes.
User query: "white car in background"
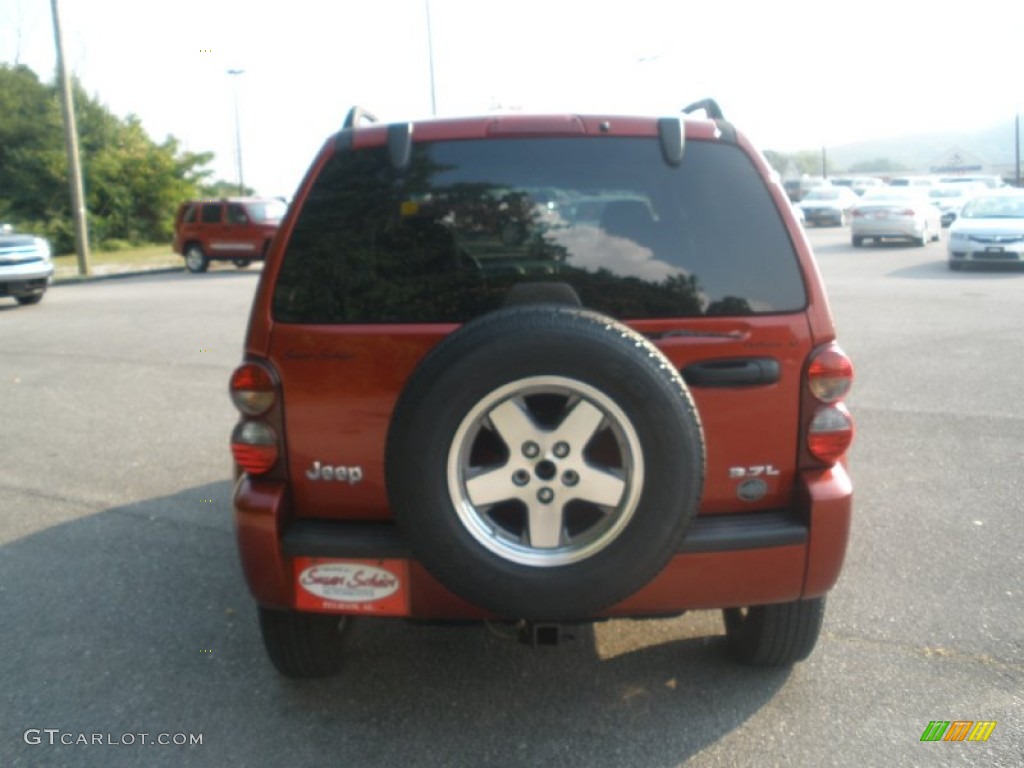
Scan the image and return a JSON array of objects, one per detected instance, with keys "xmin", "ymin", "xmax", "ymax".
[
  {"xmin": 0, "ymin": 224, "xmax": 54, "ymax": 306},
  {"xmin": 929, "ymin": 182, "xmax": 986, "ymax": 227},
  {"xmin": 851, "ymin": 177, "xmax": 885, "ymax": 196},
  {"xmin": 939, "ymin": 174, "xmax": 1005, "ymax": 190},
  {"xmin": 887, "ymin": 176, "xmax": 937, "ymax": 190},
  {"xmin": 947, "ymin": 190, "xmax": 1024, "ymax": 271},
  {"xmin": 850, "ymin": 189, "xmax": 942, "ymax": 247}
]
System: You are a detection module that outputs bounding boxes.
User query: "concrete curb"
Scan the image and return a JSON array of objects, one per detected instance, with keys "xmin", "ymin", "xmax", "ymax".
[{"xmin": 53, "ymin": 266, "xmax": 185, "ymax": 286}]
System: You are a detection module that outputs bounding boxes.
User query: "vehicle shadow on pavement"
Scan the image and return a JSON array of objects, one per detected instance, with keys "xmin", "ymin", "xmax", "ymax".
[
  {"xmin": 0, "ymin": 300, "xmax": 35, "ymax": 312},
  {"xmin": 888, "ymin": 260, "xmax": 1024, "ymax": 280},
  {"xmin": 1, "ymin": 481, "xmax": 790, "ymax": 768}
]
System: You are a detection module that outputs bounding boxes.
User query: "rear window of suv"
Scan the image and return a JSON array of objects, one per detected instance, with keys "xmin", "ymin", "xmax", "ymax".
[{"xmin": 273, "ymin": 137, "xmax": 806, "ymax": 323}]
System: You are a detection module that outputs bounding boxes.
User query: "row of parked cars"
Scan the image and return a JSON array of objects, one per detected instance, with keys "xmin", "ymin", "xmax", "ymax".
[{"xmin": 792, "ymin": 174, "xmax": 1024, "ymax": 269}]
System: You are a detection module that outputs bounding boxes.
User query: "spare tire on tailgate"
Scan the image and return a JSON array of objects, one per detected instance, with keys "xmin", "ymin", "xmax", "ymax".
[{"xmin": 385, "ymin": 305, "xmax": 705, "ymax": 620}]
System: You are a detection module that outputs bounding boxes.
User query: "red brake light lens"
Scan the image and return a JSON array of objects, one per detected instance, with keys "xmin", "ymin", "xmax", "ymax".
[
  {"xmin": 804, "ymin": 343, "xmax": 855, "ymax": 467},
  {"xmin": 807, "ymin": 344, "xmax": 853, "ymax": 403},
  {"xmin": 807, "ymin": 404, "xmax": 854, "ymax": 464},
  {"xmin": 231, "ymin": 421, "xmax": 279, "ymax": 475},
  {"xmin": 230, "ymin": 364, "xmax": 275, "ymax": 416}
]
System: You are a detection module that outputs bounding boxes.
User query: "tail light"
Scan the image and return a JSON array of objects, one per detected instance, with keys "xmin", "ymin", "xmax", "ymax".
[
  {"xmin": 230, "ymin": 364, "xmax": 275, "ymax": 415},
  {"xmin": 851, "ymin": 209, "xmax": 864, "ymax": 218},
  {"xmin": 231, "ymin": 421, "xmax": 279, "ymax": 474},
  {"xmin": 803, "ymin": 343, "xmax": 855, "ymax": 466},
  {"xmin": 230, "ymin": 362, "xmax": 281, "ymax": 475}
]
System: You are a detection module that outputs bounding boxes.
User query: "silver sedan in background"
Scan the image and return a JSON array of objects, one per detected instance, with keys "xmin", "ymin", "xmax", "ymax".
[
  {"xmin": 798, "ymin": 186, "xmax": 861, "ymax": 226},
  {"xmin": 850, "ymin": 189, "xmax": 942, "ymax": 247},
  {"xmin": 947, "ymin": 190, "xmax": 1024, "ymax": 270}
]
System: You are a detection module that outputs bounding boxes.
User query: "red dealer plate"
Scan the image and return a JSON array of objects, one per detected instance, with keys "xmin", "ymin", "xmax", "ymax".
[{"xmin": 293, "ymin": 557, "xmax": 410, "ymax": 615}]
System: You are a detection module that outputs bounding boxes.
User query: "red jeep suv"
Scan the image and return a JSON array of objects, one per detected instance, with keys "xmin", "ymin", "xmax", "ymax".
[
  {"xmin": 173, "ymin": 197, "xmax": 285, "ymax": 272},
  {"xmin": 230, "ymin": 103, "xmax": 855, "ymax": 677}
]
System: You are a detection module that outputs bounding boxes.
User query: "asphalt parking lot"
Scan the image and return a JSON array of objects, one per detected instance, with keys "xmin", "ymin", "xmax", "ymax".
[{"xmin": 1, "ymin": 229, "xmax": 1021, "ymax": 767}]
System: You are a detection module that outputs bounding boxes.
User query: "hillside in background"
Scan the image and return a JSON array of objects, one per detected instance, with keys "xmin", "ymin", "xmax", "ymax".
[{"xmin": 825, "ymin": 118, "xmax": 1019, "ymax": 174}]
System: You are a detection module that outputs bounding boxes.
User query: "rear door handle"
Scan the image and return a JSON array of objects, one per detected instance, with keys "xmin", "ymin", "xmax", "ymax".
[{"xmin": 681, "ymin": 357, "xmax": 780, "ymax": 388}]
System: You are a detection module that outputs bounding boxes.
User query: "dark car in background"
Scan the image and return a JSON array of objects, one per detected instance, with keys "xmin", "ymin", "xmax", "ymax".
[
  {"xmin": 0, "ymin": 224, "xmax": 53, "ymax": 306},
  {"xmin": 172, "ymin": 197, "xmax": 286, "ymax": 273},
  {"xmin": 798, "ymin": 187, "xmax": 860, "ymax": 226}
]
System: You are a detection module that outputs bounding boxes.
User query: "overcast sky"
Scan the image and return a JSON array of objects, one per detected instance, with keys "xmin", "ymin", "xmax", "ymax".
[{"xmin": 2, "ymin": 0, "xmax": 1022, "ymax": 198}]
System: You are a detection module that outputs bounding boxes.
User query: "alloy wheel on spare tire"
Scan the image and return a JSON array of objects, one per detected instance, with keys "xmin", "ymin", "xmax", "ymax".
[{"xmin": 385, "ymin": 305, "xmax": 705, "ymax": 620}]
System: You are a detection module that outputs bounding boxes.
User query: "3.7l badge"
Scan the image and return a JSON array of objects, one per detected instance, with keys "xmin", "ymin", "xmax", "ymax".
[{"xmin": 728, "ymin": 465, "xmax": 780, "ymax": 479}]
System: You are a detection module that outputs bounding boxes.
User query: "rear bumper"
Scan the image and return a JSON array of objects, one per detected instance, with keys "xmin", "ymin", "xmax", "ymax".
[
  {"xmin": 851, "ymin": 218, "xmax": 922, "ymax": 239},
  {"xmin": 234, "ymin": 465, "xmax": 852, "ymax": 618},
  {"xmin": 802, "ymin": 209, "xmax": 844, "ymax": 225}
]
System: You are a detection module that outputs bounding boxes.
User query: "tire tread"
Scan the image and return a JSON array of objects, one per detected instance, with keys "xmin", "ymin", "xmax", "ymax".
[
  {"xmin": 258, "ymin": 606, "xmax": 350, "ymax": 678},
  {"xmin": 724, "ymin": 597, "xmax": 825, "ymax": 666}
]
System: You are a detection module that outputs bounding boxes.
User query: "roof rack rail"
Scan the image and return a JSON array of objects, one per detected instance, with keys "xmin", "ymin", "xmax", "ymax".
[
  {"xmin": 681, "ymin": 99, "xmax": 725, "ymax": 121},
  {"xmin": 343, "ymin": 106, "xmax": 379, "ymax": 129}
]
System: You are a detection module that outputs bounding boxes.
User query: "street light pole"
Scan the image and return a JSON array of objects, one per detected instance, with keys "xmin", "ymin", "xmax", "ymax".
[
  {"xmin": 227, "ymin": 69, "xmax": 245, "ymax": 195},
  {"xmin": 49, "ymin": 0, "xmax": 90, "ymax": 275},
  {"xmin": 1015, "ymin": 112, "xmax": 1020, "ymax": 187},
  {"xmin": 425, "ymin": 0, "xmax": 437, "ymax": 116}
]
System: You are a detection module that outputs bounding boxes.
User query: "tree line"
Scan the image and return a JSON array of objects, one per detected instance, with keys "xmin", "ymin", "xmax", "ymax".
[
  {"xmin": 763, "ymin": 149, "xmax": 908, "ymax": 179},
  {"xmin": 0, "ymin": 63, "xmax": 246, "ymax": 254}
]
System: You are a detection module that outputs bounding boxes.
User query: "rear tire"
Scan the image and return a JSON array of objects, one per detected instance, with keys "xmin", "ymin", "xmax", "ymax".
[
  {"xmin": 184, "ymin": 244, "xmax": 209, "ymax": 273},
  {"xmin": 948, "ymin": 260, "xmax": 964, "ymax": 271},
  {"xmin": 914, "ymin": 226, "xmax": 928, "ymax": 247},
  {"xmin": 723, "ymin": 597, "xmax": 825, "ymax": 666},
  {"xmin": 257, "ymin": 606, "xmax": 351, "ymax": 678},
  {"xmin": 851, "ymin": 236, "xmax": 863, "ymax": 247},
  {"xmin": 232, "ymin": 259, "xmax": 251, "ymax": 269},
  {"xmin": 15, "ymin": 292, "xmax": 44, "ymax": 305}
]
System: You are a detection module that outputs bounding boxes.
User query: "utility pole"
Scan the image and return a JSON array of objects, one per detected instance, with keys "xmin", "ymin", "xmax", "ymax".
[
  {"xmin": 50, "ymin": 0, "xmax": 90, "ymax": 275},
  {"xmin": 228, "ymin": 69, "xmax": 245, "ymax": 195},
  {"xmin": 821, "ymin": 145, "xmax": 828, "ymax": 179}
]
